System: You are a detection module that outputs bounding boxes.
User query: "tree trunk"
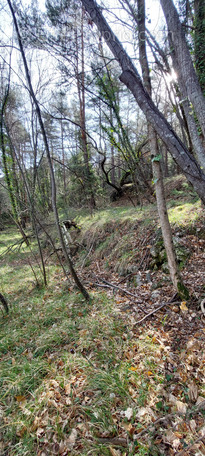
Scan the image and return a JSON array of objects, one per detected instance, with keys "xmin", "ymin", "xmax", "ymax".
[
  {"xmin": 110, "ymin": 107, "xmax": 115, "ymax": 185},
  {"xmin": 75, "ymin": 9, "xmax": 96, "ymax": 210},
  {"xmin": 80, "ymin": 0, "xmax": 205, "ymax": 204},
  {"xmin": 0, "ymin": 90, "xmax": 30, "ymax": 248},
  {"xmin": 194, "ymin": 0, "xmax": 205, "ymax": 94},
  {"xmin": 7, "ymin": 0, "xmax": 90, "ymax": 301},
  {"xmin": 136, "ymin": 0, "xmax": 188, "ymax": 297},
  {"xmin": 160, "ymin": 0, "xmax": 205, "ymax": 143}
]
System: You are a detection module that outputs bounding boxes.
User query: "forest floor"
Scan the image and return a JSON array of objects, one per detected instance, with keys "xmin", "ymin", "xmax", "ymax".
[{"xmin": 0, "ymin": 179, "xmax": 205, "ymax": 456}]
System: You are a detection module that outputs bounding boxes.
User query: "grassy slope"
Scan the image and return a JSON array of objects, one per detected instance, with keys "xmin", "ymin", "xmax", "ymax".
[{"xmin": 0, "ymin": 191, "xmax": 205, "ymax": 456}]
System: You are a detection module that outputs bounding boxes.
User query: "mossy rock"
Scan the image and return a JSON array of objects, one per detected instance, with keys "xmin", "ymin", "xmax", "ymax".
[
  {"xmin": 161, "ymin": 262, "xmax": 169, "ymax": 274},
  {"xmin": 150, "ymin": 230, "xmax": 190, "ymax": 271}
]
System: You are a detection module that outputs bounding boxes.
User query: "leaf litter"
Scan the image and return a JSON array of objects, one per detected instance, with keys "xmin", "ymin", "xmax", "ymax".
[{"xmin": 1, "ymin": 211, "xmax": 205, "ymax": 455}]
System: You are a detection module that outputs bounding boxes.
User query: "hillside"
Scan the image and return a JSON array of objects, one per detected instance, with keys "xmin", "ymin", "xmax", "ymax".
[{"xmin": 0, "ymin": 189, "xmax": 205, "ymax": 456}]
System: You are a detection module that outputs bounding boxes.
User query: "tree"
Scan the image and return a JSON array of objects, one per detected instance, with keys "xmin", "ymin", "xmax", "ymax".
[
  {"xmin": 7, "ymin": 0, "xmax": 90, "ymax": 300},
  {"xmin": 135, "ymin": 0, "xmax": 188, "ymax": 296},
  {"xmin": 194, "ymin": 0, "xmax": 205, "ymax": 95},
  {"xmin": 75, "ymin": 6, "xmax": 96, "ymax": 209},
  {"xmin": 80, "ymin": 0, "xmax": 205, "ymax": 204},
  {"xmin": 93, "ymin": 65, "xmax": 152, "ymax": 202},
  {"xmin": 160, "ymin": 0, "xmax": 205, "ymax": 144},
  {"xmin": 45, "ymin": 0, "xmax": 96, "ymax": 209},
  {"xmin": 0, "ymin": 81, "xmax": 30, "ymax": 245}
]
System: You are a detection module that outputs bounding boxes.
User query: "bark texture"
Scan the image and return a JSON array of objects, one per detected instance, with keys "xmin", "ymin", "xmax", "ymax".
[
  {"xmin": 160, "ymin": 0, "xmax": 205, "ymax": 141},
  {"xmin": 194, "ymin": 0, "xmax": 205, "ymax": 94}
]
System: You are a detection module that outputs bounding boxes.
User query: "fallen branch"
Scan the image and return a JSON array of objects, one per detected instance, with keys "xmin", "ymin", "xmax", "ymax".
[
  {"xmin": 93, "ymin": 276, "xmax": 147, "ymax": 312},
  {"xmin": 135, "ymin": 412, "xmax": 176, "ymax": 439},
  {"xmin": 90, "ymin": 282, "xmax": 111, "ymax": 289},
  {"xmin": 0, "ymin": 236, "xmax": 30, "ymax": 258},
  {"xmin": 134, "ymin": 297, "xmax": 180, "ymax": 325},
  {"xmin": 96, "ymin": 277, "xmax": 142, "ymax": 300},
  {"xmin": 175, "ymin": 436, "xmax": 205, "ymax": 456},
  {"xmin": 133, "ymin": 400, "xmax": 205, "ymax": 440},
  {"xmin": 97, "ymin": 437, "xmax": 127, "ymax": 447}
]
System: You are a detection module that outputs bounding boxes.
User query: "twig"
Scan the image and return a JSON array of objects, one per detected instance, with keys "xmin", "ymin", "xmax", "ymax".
[
  {"xmin": 0, "ymin": 236, "xmax": 30, "ymax": 258},
  {"xmin": 134, "ymin": 400, "xmax": 205, "ymax": 441},
  {"xmin": 96, "ymin": 261, "xmax": 101, "ymax": 273},
  {"xmin": 94, "ymin": 276, "xmax": 147, "ymax": 312},
  {"xmin": 90, "ymin": 282, "xmax": 110, "ymax": 289},
  {"xmin": 175, "ymin": 436, "xmax": 205, "ymax": 456},
  {"xmin": 83, "ymin": 354, "xmax": 98, "ymax": 369},
  {"xmin": 80, "ymin": 240, "xmax": 95, "ymax": 270},
  {"xmin": 134, "ymin": 300, "xmax": 181, "ymax": 325},
  {"xmin": 97, "ymin": 437, "xmax": 127, "ymax": 447},
  {"xmin": 117, "ymin": 271, "xmax": 134, "ymax": 284},
  {"xmin": 98, "ymin": 277, "xmax": 142, "ymax": 300},
  {"xmin": 135, "ymin": 412, "xmax": 176, "ymax": 438}
]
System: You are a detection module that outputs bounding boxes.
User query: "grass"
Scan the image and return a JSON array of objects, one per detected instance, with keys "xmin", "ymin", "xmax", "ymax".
[
  {"xmin": 0, "ymin": 230, "xmax": 162, "ymax": 455},
  {"xmin": 168, "ymin": 199, "xmax": 202, "ymax": 225},
  {"xmin": 61, "ymin": 204, "xmax": 156, "ymax": 232},
  {"xmin": 0, "ymin": 194, "xmax": 205, "ymax": 455}
]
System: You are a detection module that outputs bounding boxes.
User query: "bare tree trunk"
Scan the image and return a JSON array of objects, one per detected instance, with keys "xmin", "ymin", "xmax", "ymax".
[
  {"xmin": 80, "ymin": 0, "xmax": 205, "ymax": 204},
  {"xmin": 6, "ymin": 126, "xmax": 48, "ymax": 286},
  {"xmin": 172, "ymin": 76, "xmax": 205, "ymax": 170},
  {"xmin": 7, "ymin": 0, "xmax": 90, "ymax": 301},
  {"xmin": 0, "ymin": 88, "xmax": 30, "ymax": 248},
  {"xmin": 146, "ymin": 29, "xmax": 205, "ymax": 170},
  {"xmin": 135, "ymin": 0, "xmax": 188, "ymax": 297},
  {"xmin": 60, "ymin": 119, "xmax": 66, "ymax": 198},
  {"xmin": 75, "ymin": 9, "xmax": 96, "ymax": 210},
  {"xmin": 161, "ymin": 144, "xmax": 169, "ymax": 177},
  {"xmin": 160, "ymin": 0, "xmax": 205, "ymax": 143},
  {"xmin": 149, "ymin": 127, "xmax": 188, "ymax": 297}
]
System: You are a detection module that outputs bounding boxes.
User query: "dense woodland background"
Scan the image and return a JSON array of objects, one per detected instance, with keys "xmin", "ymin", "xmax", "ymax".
[
  {"xmin": 1, "ymin": 0, "xmax": 205, "ymax": 294},
  {"xmin": 0, "ymin": 0, "xmax": 205, "ymax": 455}
]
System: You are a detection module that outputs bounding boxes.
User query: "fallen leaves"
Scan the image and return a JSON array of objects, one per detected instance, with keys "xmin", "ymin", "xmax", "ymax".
[
  {"xmin": 180, "ymin": 301, "xmax": 188, "ymax": 313},
  {"xmin": 188, "ymin": 381, "xmax": 198, "ymax": 403},
  {"xmin": 15, "ymin": 395, "xmax": 26, "ymax": 403},
  {"xmin": 175, "ymin": 400, "xmax": 187, "ymax": 415},
  {"xmin": 123, "ymin": 407, "xmax": 133, "ymax": 420},
  {"xmin": 109, "ymin": 447, "xmax": 121, "ymax": 456},
  {"xmin": 66, "ymin": 428, "xmax": 78, "ymax": 450},
  {"xmin": 163, "ymin": 430, "xmax": 181, "ymax": 450}
]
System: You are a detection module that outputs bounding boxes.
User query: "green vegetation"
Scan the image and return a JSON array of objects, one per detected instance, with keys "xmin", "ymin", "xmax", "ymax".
[{"xmin": 0, "ymin": 196, "xmax": 205, "ymax": 455}]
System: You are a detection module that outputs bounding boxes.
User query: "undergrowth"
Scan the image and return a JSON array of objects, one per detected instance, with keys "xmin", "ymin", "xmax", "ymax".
[{"xmin": 0, "ymin": 195, "xmax": 205, "ymax": 455}]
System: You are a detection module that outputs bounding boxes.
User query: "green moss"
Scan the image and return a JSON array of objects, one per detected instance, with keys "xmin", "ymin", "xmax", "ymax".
[{"xmin": 177, "ymin": 281, "xmax": 190, "ymax": 300}]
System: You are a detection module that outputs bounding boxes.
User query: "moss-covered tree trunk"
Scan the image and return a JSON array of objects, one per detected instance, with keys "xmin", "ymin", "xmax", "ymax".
[{"xmin": 194, "ymin": 0, "xmax": 205, "ymax": 95}]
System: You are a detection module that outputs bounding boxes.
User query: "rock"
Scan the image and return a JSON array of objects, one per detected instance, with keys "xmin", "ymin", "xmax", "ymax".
[
  {"xmin": 146, "ymin": 271, "xmax": 152, "ymax": 283},
  {"xmin": 161, "ymin": 262, "xmax": 169, "ymax": 273},
  {"xmin": 151, "ymin": 291, "xmax": 160, "ymax": 301},
  {"xmin": 150, "ymin": 246, "xmax": 158, "ymax": 258}
]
